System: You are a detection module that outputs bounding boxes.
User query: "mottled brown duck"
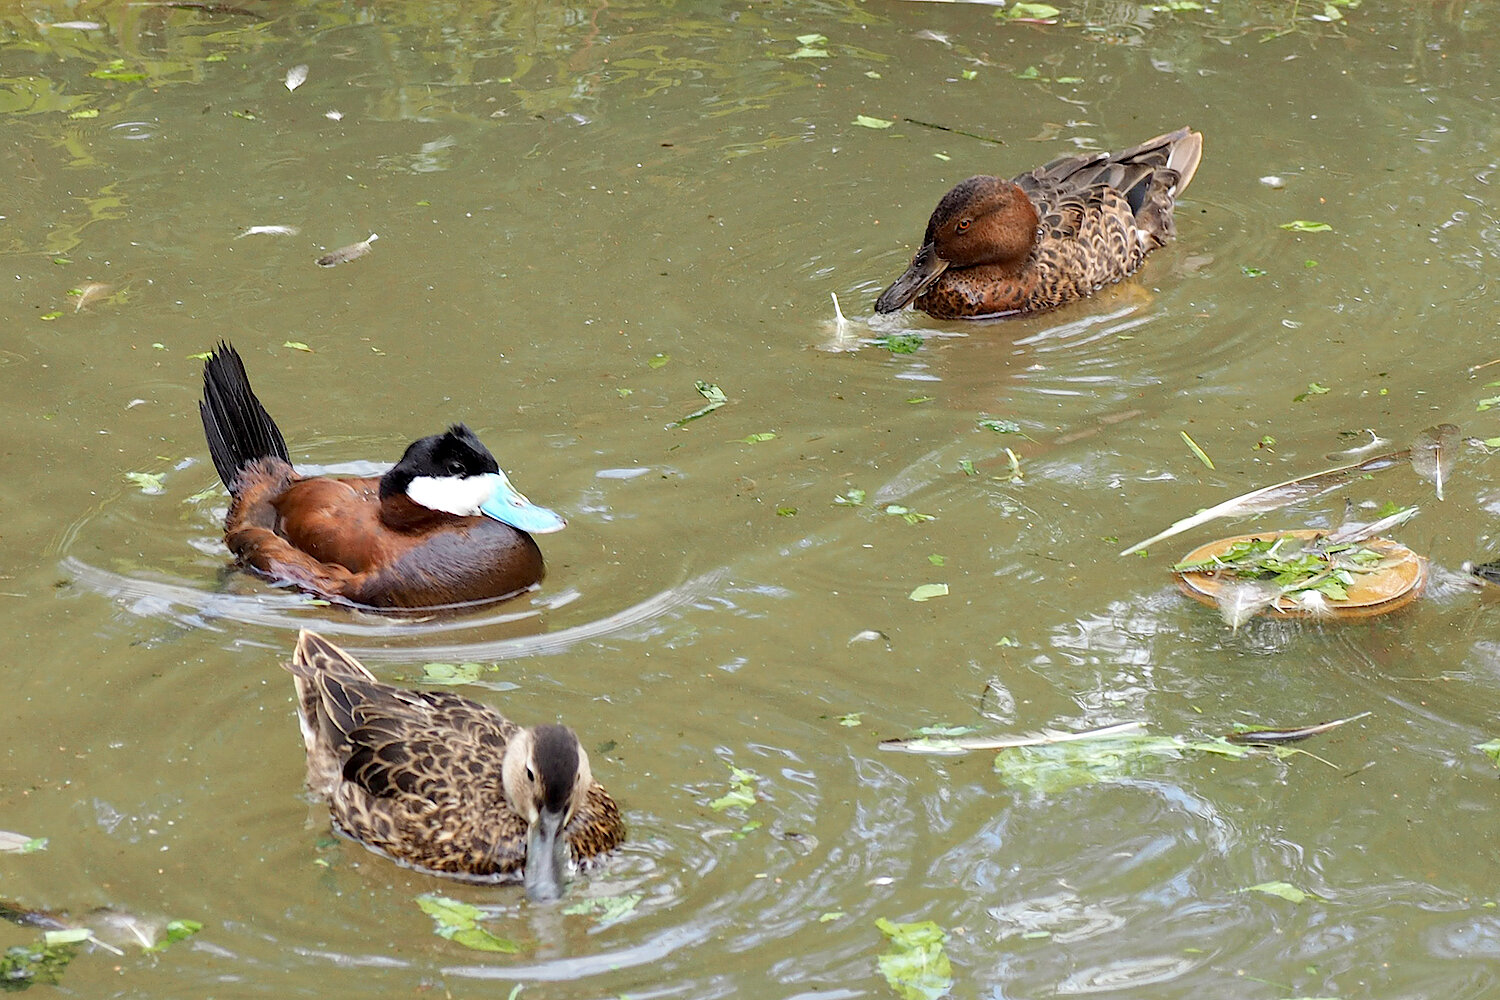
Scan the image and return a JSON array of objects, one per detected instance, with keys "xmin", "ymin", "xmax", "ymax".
[
  {"xmin": 874, "ymin": 126, "xmax": 1203, "ymax": 319},
  {"xmin": 285, "ymin": 630, "xmax": 624, "ymax": 901}
]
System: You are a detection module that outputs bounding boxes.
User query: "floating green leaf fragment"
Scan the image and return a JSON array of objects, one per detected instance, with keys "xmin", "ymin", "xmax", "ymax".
[
  {"xmin": 866, "ymin": 71, "xmax": 882, "ymax": 79},
  {"xmin": 283, "ymin": 340, "xmax": 312, "ymax": 352},
  {"xmin": 562, "ymin": 892, "xmax": 643, "ymax": 924},
  {"xmin": 933, "ymin": 152, "xmax": 950, "ymax": 162},
  {"xmin": 834, "ymin": 488, "xmax": 866, "ymax": 506},
  {"xmin": 914, "ymin": 724, "xmax": 978, "ymax": 738},
  {"xmin": 669, "ymin": 381, "xmax": 727, "ymax": 428},
  {"xmin": 1478, "ymin": 738, "xmax": 1500, "ymax": 767},
  {"xmin": 928, "ymin": 554, "xmax": 945, "ymax": 566},
  {"xmin": 741, "ymin": 432, "xmax": 776, "ymax": 443},
  {"xmin": 188, "ymin": 351, "xmax": 213, "ymax": 361},
  {"xmin": 885, "ymin": 505, "xmax": 935, "ymax": 525},
  {"xmin": 1007, "ymin": 2, "xmax": 1062, "ymax": 17},
  {"xmin": 789, "ymin": 35, "xmax": 831, "ymax": 59},
  {"xmin": 1304, "ymin": 258, "xmax": 1319, "ymax": 268},
  {"xmin": 854, "ymin": 115, "xmax": 894, "ymax": 130},
  {"xmin": 616, "ymin": 387, "xmax": 633, "ymax": 397},
  {"xmin": 996, "ymin": 635, "xmax": 1019, "ymax": 647},
  {"xmin": 1054, "ymin": 76, "xmax": 1084, "ymax": 83},
  {"xmin": 875, "ymin": 917, "xmax": 953, "ymax": 1000},
  {"xmin": 231, "ymin": 109, "xmax": 259, "ymax": 120},
  {"xmin": 90, "ymin": 59, "xmax": 149, "ymax": 81},
  {"xmin": 1293, "ymin": 382, "xmax": 1330, "ymax": 402},
  {"xmin": 733, "ymin": 819, "xmax": 762, "ymax": 840},
  {"xmin": 42, "ymin": 929, "xmax": 91, "ymax": 948},
  {"xmin": 878, "ymin": 333, "xmax": 923, "ymax": 354},
  {"xmin": 909, "ymin": 583, "xmax": 948, "ymax": 602},
  {"xmin": 958, "ymin": 459, "xmax": 976, "ymax": 476},
  {"xmin": 1477, "ymin": 396, "xmax": 1500, "ymax": 412},
  {"xmin": 819, "ymin": 911, "xmax": 846, "ymax": 922},
  {"xmin": 0, "ymin": 831, "xmax": 47, "ymax": 853},
  {"xmin": 796, "ymin": 33, "xmax": 828, "ymax": 45},
  {"xmin": 647, "ymin": 353, "xmax": 670, "ymax": 369},
  {"xmin": 907, "ymin": 396, "xmax": 935, "ymax": 404},
  {"xmin": 838, "ymin": 713, "xmax": 863, "ymax": 727},
  {"xmin": 68, "ymin": 109, "xmax": 99, "ymax": 119},
  {"xmin": 1180, "ymin": 431, "xmax": 1215, "ymax": 469},
  {"xmin": 1280, "ymin": 220, "xmax": 1332, "ymax": 232},
  {"xmin": 710, "ymin": 765, "xmax": 760, "ymax": 811},
  {"xmin": 1015, "ymin": 65, "xmax": 1042, "ymax": 79},
  {"xmin": 776, "ymin": 506, "xmax": 797, "ymax": 517},
  {"xmin": 147, "ymin": 916, "xmax": 205, "ymax": 951},
  {"xmin": 1241, "ymin": 265, "xmax": 1266, "ymax": 277},
  {"xmin": 126, "ymin": 471, "xmax": 165, "ymax": 494},
  {"xmin": 993, "ymin": 732, "xmax": 1256, "ymax": 792},
  {"xmin": 961, "ymin": 69, "xmax": 977, "ymax": 80},
  {"xmin": 416, "ymin": 894, "xmax": 520, "ymax": 953},
  {"xmin": 422, "ymin": 662, "xmax": 485, "ymax": 684},
  {"xmin": 39, "ymin": 310, "xmax": 64, "ymax": 321},
  {"xmin": 1237, "ymin": 881, "xmax": 1315, "ymax": 904}
]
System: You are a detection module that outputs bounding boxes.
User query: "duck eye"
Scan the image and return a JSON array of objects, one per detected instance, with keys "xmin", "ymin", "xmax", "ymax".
[
  {"xmin": 956, "ymin": 219, "xmax": 971, "ymax": 233},
  {"xmin": 525, "ymin": 766, "xmax": 535, "ymax": 783},
  {"xmin": 446, "ymin": 459, "xmax": 465, "ymax": 475}
]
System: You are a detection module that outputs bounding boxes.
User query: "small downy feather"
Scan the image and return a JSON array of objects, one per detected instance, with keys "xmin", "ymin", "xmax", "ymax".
[
  {"xmin": 1213, "ymin": 579, "xmax": 1283, "ymax": 631},
  {"xmin": 1409, "ymin": 423, "xmax": 1458, "ymax": 501},
  {"xmin": 315, "ymin": 233, "xmax": 378, "ymax": 267},
  {"xmin": 284, "ymin": 64, "xmax": 309, "ymax": 91}
]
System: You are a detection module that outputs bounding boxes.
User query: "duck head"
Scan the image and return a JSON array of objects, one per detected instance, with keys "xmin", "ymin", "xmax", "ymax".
[
  {"xmin": 379, "ymin": 424, "xmax": 566, "ymax": 534},
  {"xmin": 501, "ymin": 724, "xmax": 595, "ymax": 902},
  {"xmin": 875, "ymin": 176, "xmax": 1040, "ymax": 313}
]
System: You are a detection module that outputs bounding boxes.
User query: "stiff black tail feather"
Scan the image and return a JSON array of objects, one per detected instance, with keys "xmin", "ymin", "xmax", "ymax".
[{"xmin": 199, "ymin": 341, "xmax": 290, "ymax": 490}]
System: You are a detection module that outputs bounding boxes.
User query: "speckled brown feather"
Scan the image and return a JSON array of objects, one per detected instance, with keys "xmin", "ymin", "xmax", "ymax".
[
  {"xmin": 286, "ymin": 632, "xmax": 625, "ymax": 883},
  {"xmin": 877, "ymin": 127, "xmax": 1203, "ymax": 319}
]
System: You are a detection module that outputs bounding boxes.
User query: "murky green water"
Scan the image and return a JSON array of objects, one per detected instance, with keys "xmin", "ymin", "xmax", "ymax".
[{"xmin": 4, "ymin": 1, "xmax": 1500, "ymax": 996}]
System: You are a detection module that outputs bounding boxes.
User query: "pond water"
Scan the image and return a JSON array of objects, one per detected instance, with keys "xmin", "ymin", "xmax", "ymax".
[{"xmin": 4, "ymin": 1, "xmax": 1500, "ymax": 997}]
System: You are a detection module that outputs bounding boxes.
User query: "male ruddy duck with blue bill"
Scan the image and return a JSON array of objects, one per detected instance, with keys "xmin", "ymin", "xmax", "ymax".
[{"xmin": 199, "ymin": 343, "xmax": 565, "ymax": 609}]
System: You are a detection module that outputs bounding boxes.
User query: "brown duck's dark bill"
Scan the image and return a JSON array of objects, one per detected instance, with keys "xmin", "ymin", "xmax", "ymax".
[
  {"xmin": 874, "ymin": 244, "xmax": 948, "ymax": 313},
  {"xmin": 522, "ymin": 807, "xmax": 569, "ymax": 903}
]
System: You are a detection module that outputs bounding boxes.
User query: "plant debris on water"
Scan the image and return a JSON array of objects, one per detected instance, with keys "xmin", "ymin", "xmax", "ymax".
[
  {"xmin": 710, "ymin": 765, "xmax": 759, "ymax": 811},
  {"xmin": 561, "ymin": 892, "xmax": 643, "ymax": 925},
  {"xmin": 875, "ymin": 917, "xmax": 953, "ymax": 1000},
  {"xmin": 415, "ymin": 895, "xmax": 519, "ymax": 953},
  {"xmin": 1172, "ymin": 532, "xmax": 1396, "ymax": 603},
  {"xmin": 668, "ymin": 381, "xmax": 726, "ymax": 428},
  {"xmin": 0, "ymin": 831, "xmax": 47, "ymax": 853},
  {"xmin": 1236, "ymin": 881, "xmax": 1319, "ymax": 904}
]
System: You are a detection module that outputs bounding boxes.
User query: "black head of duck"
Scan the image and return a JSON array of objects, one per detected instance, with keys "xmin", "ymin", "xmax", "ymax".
[
  {"xmin": 875, "ymin": 127, "xmax": 1203, "ymax": 319},
  {"xmin": 198, "ymin": 342, "xmax": 565, "ymax": 609}
]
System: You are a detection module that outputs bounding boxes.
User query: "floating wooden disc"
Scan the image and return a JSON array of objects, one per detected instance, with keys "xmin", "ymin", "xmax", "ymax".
[{"xmin": 1175, "ymin": 530, "xmax": 1426, "ymax": 620}]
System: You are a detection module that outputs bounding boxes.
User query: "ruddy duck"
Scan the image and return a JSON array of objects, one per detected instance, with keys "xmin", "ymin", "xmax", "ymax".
[
  {"xmin": 199, "ymin": 342, "xmax": 565, "ymax": 609},
  {"xmin": 875, "ymin": 127, "xmax": 1203, "ymax": 319}
]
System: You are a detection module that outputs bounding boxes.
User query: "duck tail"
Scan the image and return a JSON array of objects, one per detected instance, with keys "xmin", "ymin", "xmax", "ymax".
[
  {"xmin": 1112, "ymin": 126, "xmax": 1203, "ymax": 247},
  {"xmin": 286, "ymin": 631, "xmax": 379, "ymax": 796},
  {"xmin": 199, "ymin": 342, "xmax": 290, "ymax": 491},
  {"xmin": 1162, "ymin": 127, "xmax": 1203, "ymax": 198}
]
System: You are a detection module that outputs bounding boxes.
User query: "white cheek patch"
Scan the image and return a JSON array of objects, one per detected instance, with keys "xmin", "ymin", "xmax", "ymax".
[{"xmin": 406, "ymin": 473, "xmax": 499, "ymax": 516}]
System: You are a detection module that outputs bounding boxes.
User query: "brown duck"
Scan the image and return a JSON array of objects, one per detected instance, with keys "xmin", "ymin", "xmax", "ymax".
[
  {"xmin": 286, "ymin": 630, "xmax": 625, "ymax": 901},
  {"xmin": 874, "ymin": 127, "xmax": 1203, "ymax": 319}
]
